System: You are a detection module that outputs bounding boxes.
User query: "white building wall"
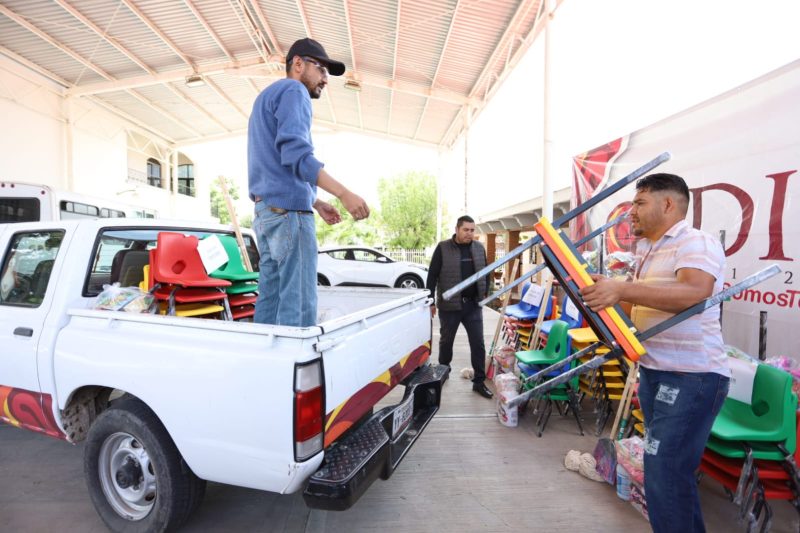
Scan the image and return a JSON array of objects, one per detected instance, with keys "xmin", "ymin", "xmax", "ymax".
[
  {"xmin": 0, "ymin": 58, "xmax": 64, "ymax": 186},
  {"xmin": 0, "ymin": 55, "xmax": 212, "ymax": 222}
]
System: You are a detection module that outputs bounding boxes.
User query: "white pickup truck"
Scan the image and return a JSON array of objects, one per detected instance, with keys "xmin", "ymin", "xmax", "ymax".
[{"xmin": 0, "ymin": 218, "xmax": 446, "ymax": 531}]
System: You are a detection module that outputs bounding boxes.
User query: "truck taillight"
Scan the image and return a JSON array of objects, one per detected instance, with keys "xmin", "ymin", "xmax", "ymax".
[{"xmin": 294, "ymin": 360, "xmax": 324, "ymax": 461}]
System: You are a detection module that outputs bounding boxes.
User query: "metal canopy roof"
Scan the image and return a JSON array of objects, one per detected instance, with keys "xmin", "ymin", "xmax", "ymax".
[{"xmin": 0, "ymin": 0, "xmax": 548, "ymax": 148}]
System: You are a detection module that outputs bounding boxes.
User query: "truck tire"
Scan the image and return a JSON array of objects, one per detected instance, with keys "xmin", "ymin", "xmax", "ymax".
[{"xmin": 84, "ymin": 397, "xmax": 205, "ymax": 532}]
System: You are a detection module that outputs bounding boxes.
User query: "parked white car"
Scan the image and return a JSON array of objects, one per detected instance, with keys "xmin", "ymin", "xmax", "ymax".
[{"xmin": 317, "ymin": 246, "xmax": 428, "ymax": 289}]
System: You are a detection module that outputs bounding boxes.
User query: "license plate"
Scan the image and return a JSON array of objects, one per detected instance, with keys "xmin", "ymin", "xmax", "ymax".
[{"xmin": 391, "ymin": 395, "xmax": 414, "ymax": 438}]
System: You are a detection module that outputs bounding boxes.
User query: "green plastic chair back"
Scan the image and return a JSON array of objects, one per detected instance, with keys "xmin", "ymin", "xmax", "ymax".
[
  {"xmin": 710, "ymin": 363, "xmax": 797, "ymax": 453},
  {"xmin": 705, "ymin": 434, "xmax": 789, "ymax": 462},
  {"xmin": 210, "ymin": 235, "xmax": 259, "ymax": 282},
  {"xmin": 515, "ymin": 320, "xmax": 570, "ymax": 367}
]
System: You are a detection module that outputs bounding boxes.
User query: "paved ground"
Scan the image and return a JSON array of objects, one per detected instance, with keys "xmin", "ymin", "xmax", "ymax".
[{"xmin": 1, "ymin": 308, "xmax": 797, "ymax": 532}]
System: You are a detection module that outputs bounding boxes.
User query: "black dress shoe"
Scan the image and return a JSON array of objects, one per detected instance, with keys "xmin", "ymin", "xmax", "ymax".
[{"xmin": 473, "ymin": 382, "xmax": 494, "ymax": 399}]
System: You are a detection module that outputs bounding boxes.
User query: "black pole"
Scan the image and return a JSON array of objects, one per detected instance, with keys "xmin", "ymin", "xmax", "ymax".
[{"xmin": 759, "ymin": 311, "xmax": 768, "ymax": 360}]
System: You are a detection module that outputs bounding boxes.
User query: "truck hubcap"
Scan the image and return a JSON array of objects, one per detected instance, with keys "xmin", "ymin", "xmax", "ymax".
[{"xmin": 98, "ymin": 432, "xmax": 157, "ymax": 520}]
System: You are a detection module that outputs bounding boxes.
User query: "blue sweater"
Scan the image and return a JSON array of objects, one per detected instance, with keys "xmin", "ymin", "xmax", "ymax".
[{"xmin": 248, "ymin": 78, "xmax": 324, "ymax": 211}]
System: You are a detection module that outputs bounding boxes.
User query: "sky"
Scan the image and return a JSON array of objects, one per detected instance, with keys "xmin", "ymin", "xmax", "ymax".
[{"xmin": 183, "ymin": 0, "xmax": 800, "ymax": 224}]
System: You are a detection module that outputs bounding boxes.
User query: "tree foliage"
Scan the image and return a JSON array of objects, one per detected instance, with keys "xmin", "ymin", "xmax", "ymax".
[
  {"xmin": 315, "ymin": 197, "xmax": 381, "ymax": 246},
  {"xmin": 209, "ymin": 177, "xmax": 240, "ymax": 224},
  {"xmin": 378, "ymin": 171, "xmax": 438, "ymax": 249}
]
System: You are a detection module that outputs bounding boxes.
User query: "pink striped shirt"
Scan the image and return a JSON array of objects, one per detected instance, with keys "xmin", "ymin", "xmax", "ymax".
[{"xmin": 630, "ymin": 219, "xmax": 729, "ymax": 377}]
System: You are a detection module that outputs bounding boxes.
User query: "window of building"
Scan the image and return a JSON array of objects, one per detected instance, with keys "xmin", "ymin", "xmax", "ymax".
[
  {"xmin": 147, "ymin": 158, "xmax": 162, "ymax": 188},
  {"xmin": 177, "ymin": 164, "xmax": 195, "ymax": 197}
]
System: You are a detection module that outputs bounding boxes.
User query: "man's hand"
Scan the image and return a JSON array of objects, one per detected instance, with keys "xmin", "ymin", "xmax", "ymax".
[
  {"xmin": 430, "ymin": 304, "xmax": 436, "ymax": 318},
  {"xmin": 579, "ymin": 275, "xmax": 626, "ymax": 312},
  {"xmin": 313, "ymin": 199, "xmax": 341, "ymax": 225},
  {"xmin": 340, "ymin": 190, "xmax": 370, "ymax": 221}
]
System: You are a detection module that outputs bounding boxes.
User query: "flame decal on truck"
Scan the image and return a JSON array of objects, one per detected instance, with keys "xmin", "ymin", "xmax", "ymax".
[
  {"xmin": 324, "ymin": 342, "xmax": 431, "ymax": 447},
  {"xmin": 0, "ymin": 385, "xmax": 66, "ymax": 440}
]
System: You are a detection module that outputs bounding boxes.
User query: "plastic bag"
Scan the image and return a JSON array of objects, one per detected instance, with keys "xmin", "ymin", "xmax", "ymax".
[
  {"xmin": 592, "ymin": 437, "xmax": 617, "ymax": 485},
  {"xmin": 493, "ymin": 372, "xmax": 520, "ymax": 395},
  {"xmin": 615, "ymin": 436, "xmax": 645, "ymax": 485},
  {"xmin": 492, "ymin": 344, "xmax": 518, "ymax": 372},
  {"xmin": 93, "ymin": 283, "xmax": 154, "ymax": 313},
  {"xmin": 496, "ymin": 390, "xmax": 519, "ymax": 427}
]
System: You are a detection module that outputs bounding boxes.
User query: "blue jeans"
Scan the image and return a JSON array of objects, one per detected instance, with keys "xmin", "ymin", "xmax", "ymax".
[
  {"xmin": 253, "ymin": 202, "xmax": 318, "ymax": 327},
  {"xmin": 438, "ymin": 300, "xmax": 486, "ymax": 383},
  {"xmin": 638, "ymin": 366, "xmax": 729, "ymax": 533}
]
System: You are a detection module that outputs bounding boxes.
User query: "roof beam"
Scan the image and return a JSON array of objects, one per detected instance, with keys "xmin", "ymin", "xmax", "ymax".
[
  {"xmin": 120, "ymin": 0, "xmax": 195, "ymax": 67},
  {"xmin": 413, "ymin": 0, "xmax": 461, "ymax": 140},
  {"xmin": 66, "ymin": 56, "xmax": 270, "ymax": 95},
  {"xmin": 184, "ymin": 0, "xmax": 233, "ymax": 60},
  {"xmin": 53, "ymin": 0, "xmax": 152, "ymax": 74},
  {"xmin": 386, "ymin": 0, "xmax": 401, "ymax": 136},
  {"xmin": 53, "ymin": 0, "xmax": 232, "ymax": 136},
  {"xmin": 342, "ymin": 0, "xmax": 363, "ymax": 129},
  {"xmin": 0, "ymin": 4, "xmax": 113, "ymax": 81},
  {"xmin": 0, "ymin": 3, "xmax": 217, "ymax": 138},
  {"xmin": 242, "ymin": 0, "xmax": 281, "ymax": 55},
  {"xmin": 164, "ymin": 84, "xmax": 231, "ymax": 132}
]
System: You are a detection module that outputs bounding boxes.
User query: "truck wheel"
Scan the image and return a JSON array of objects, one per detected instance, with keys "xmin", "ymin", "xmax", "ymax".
[{"xmin": 84, "ymin": 397, "xmax": 205, "ymax": 532}]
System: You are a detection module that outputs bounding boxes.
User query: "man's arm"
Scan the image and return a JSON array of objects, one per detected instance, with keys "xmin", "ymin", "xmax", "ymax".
[
  {"xmin": 580, "ymin": 267, "xmax": 716, "ymax": 314},
  {"xmin": 426, "ymin": 245, "xmax": 442, "ymax": 305},
  {"xmin": 316, "ymin": 169, "xmax": 369, "ymax": 221}
]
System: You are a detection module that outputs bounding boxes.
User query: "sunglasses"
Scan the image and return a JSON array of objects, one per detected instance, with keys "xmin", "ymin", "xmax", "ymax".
[{"xmin": 301, "ymin": 56, "xmax": 328, "ymax": 76}]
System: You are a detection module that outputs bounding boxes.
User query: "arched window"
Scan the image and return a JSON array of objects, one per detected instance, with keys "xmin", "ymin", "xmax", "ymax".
[{"xmin": 147, "ymin": 158, "xmax": 162, "ymax": 187}]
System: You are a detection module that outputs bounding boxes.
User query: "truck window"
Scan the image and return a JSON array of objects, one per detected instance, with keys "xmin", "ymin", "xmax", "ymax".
[
  {"xmin": 0, "ymin": 198, "xmax": 41, "ymax": 223},
  {"xmin": 0, "ymin": 230, "xmax": 64, "ymax": 306},
  {"xmin": 85, "ymin": 229, "xmax": 260, "ymax": 296}
]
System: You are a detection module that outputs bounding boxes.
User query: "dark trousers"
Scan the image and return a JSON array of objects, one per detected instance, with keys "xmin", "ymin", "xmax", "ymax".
[
  {"xmin": 638, "ymin": 366, "xmax": 730, "ymax": 533},
  {"xmin": 438, "ymin": 300, "xmax": 486, "ymax": 384}
]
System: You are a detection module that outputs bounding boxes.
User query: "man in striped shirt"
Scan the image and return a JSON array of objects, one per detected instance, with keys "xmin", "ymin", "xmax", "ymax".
[{"xmin": 581, "ymin": 173, "xmax": 729, "ymax": 533}]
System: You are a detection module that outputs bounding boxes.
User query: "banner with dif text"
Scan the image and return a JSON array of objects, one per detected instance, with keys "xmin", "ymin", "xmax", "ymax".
[{"xmin": 571, "ymin": 60, "xmax": 800, "ymax": 359}]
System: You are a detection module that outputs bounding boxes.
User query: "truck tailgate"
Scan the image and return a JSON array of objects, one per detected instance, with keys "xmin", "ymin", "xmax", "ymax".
[{"xmin": 314, "ymin": 287, "xmax": 432, "ymax": 446}]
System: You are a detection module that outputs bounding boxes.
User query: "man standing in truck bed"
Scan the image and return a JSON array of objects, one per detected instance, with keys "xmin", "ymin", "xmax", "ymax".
[{"xmin": 248, "ymin": 38, "xmax": 369, "ymax": 327}]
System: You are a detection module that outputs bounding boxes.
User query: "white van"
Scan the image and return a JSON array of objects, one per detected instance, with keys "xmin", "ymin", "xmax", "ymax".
[{"xmin": 0, "ymin": 182, "xmax": 155, "ymax": 223}]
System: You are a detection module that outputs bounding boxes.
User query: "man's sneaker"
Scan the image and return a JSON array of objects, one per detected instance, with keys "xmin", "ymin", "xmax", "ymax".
[{"xmin": 473, "ymin": 382, "xmax": 493, "ymax": 399}]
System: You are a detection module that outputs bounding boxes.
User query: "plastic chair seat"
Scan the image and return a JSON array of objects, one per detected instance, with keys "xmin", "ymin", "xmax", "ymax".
[
  {"xmin": 229, "ymin": 293, "xmax": 257, "ymax": 307},
  {"xmin": 515, "ymin": 320, "xmax": 570, "ymax": 367},
  {"xmin": 706, "ymin": 435, "xmax": 788, "ymax": 462},
  {"xmin": 159, "ymin": 302, "xmax": 224, "ymax": 317},
  {"xmin": 153, "ymin": 285, "xmax": 228, "ymax": 304},
  {"xmin": 710, "ymin": 364, "xmax": 797, "ymax": 450},
  {"xmin": 210, "ymin": 235, "xmax": 259, "ymax": 282},
  {"xmin": 231, "ymin": 305, "xmax": 255, "ymax": 320},
  {"xmin": 226, "ymin": 282, "xmax": 259, "ymax": 295}
]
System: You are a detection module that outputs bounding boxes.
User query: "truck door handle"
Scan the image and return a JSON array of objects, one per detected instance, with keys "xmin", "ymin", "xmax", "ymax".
[{"xmin": 14, "ymin": 327, "xmax": 33, "ymax": 337}]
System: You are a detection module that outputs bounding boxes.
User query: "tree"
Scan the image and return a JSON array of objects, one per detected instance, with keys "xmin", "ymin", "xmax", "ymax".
[
  {"xmin": 315, "ymin": 197, "xmax": 381, "ymax": 246},
  {"xmin": 378, "ymin": 171, "xmax": 438, "ymax": 249},
  {"xmin": 209, "ymin": 177, "xmax": 240, "ymax": 224}
]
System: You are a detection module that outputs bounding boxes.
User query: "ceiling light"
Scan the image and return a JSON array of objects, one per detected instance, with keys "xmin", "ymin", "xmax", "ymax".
[
  {"xmin": 343, "ymin": 78, "xmax": 362, "ymax": 91},
  {"xmin": 185, "ymin": 74, "xmax": 205, "ymax": 88}
]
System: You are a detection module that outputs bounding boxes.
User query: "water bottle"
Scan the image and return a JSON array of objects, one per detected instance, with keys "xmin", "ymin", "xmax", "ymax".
[{"xmin": 616, "ymin": 464, "xmax": 632, "ymax": 501}]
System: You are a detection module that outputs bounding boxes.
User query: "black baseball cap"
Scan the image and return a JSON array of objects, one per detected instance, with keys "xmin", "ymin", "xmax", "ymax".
[{"xmin": 286, "ymin": 38, "xmax": 345, "ymax": 76}]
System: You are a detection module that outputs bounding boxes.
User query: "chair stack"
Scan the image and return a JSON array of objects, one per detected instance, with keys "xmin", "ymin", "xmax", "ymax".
[
  {"xmin": 501, "ymin": 281, "xmax": 555, "ymax": 351},
  {"xmin": 563, "ymin": 327, "xmax": 631, "ymax": 434},
  {"xmin": 208, "ymin": 235, "xmax": 259, "ymax": 321},
  {"xmin": 147, "ymin": 232, "xmax": 232, "ymax": 319},
  {"xmin": 515, "ymin": 320, "xmax": 584, "ymax": 437},
  {"xmin": 700, "ymin": 363, "xmax": 800, "ymax": 531}
]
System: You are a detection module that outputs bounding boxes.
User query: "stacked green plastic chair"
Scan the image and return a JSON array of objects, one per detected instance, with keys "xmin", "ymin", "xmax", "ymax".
[
  {"xmin": 705, "ymin": 362, "xmax": 799, "ymax": 507},
  {"xmin": 209, "ymin": 235, "xmax": 259, "ymax": 321},
  {"xmin": 515, "ymin": 320, "xmax": 584, "ymax": 436}
]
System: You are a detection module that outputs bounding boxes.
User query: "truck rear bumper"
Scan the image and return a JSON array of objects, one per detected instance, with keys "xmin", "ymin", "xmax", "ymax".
[{"xmin": 302, "ymin": 363, "xmax": 449, "ymax": 510}]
